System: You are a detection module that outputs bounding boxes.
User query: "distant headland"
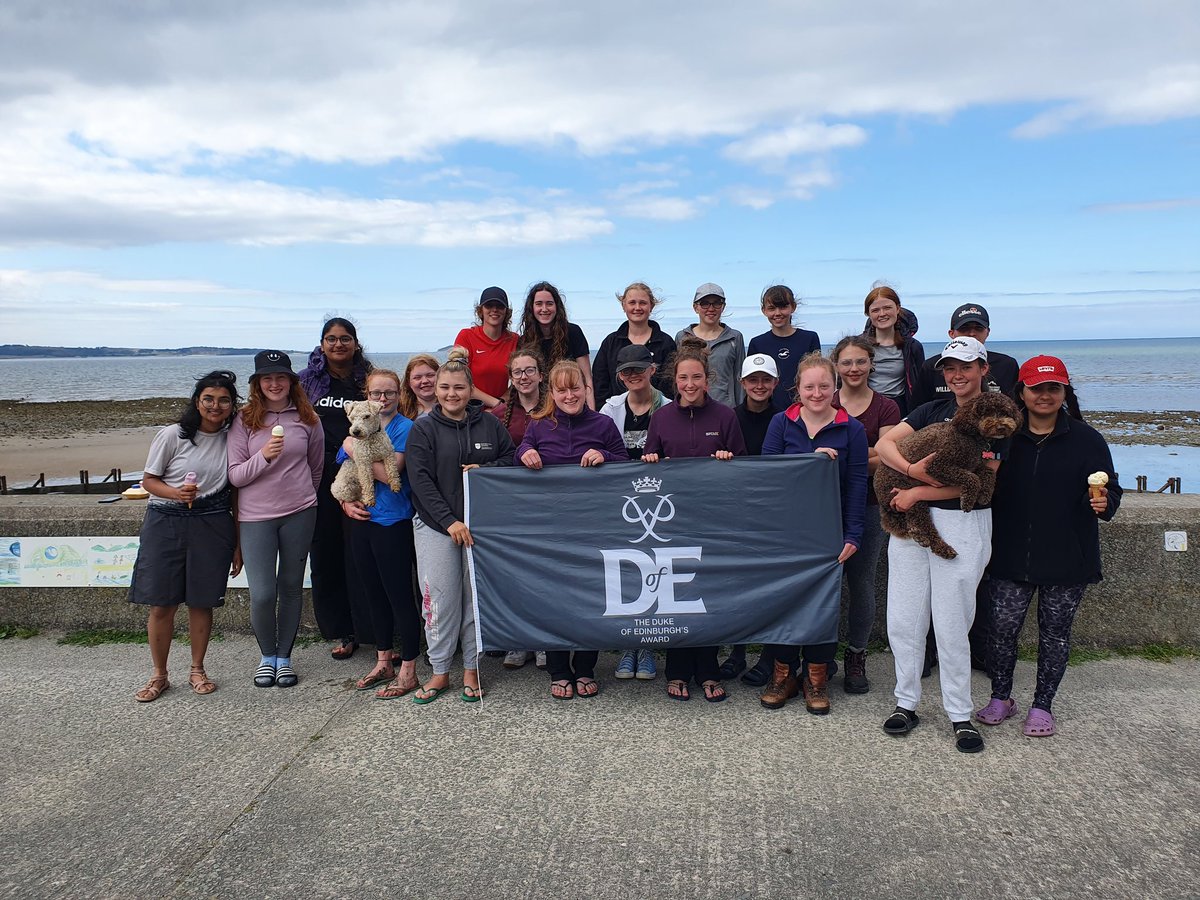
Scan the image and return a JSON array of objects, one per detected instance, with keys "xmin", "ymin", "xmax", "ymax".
[{"xmin": 0, "ymin": 345, "xmax": 268, "ymax": 360}]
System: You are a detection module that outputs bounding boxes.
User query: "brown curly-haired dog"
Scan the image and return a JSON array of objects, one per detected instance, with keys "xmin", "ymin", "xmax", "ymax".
[{"xmin": 875, "ymin": 392, "xmax": 1020, "ymax": 559}]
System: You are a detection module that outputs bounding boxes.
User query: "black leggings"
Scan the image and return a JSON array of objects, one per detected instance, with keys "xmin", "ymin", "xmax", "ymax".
[
  {"xmin": 309, "ymin": 472, "xmax": 366, "ymax": 641},
  {"xmin": 665, "ymin": 646, "xmax": 720, "ymax": 684},
  {"xmin": 547, "ymin": 650, "xmax": 598, "ymax": 682},
  {"xmin": 764, "ymin": 642, "xmax": 837, "ymax": 668},
  {"xmin": 988, "ymin": 578, "xmax": 1086, "ymax": 712},
  {"xmin": 348, "ymin": 517, "xmax": 422, "ymax": 660}
]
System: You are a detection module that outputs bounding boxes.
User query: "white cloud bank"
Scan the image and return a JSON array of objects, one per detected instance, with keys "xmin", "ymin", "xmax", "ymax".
[{"xmin": 0, "ymin": 1, "xmax": 1196, "ymax": 248}]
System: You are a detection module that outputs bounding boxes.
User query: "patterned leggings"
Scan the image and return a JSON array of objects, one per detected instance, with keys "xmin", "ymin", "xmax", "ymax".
[{"xmin": 987, "ymin": 578, "xmax": 1087, "ymax": 712}]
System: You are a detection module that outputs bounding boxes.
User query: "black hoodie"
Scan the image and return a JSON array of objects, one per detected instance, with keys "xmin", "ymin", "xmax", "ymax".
[{"xmin": 407, "ymin": 400, "xmax": 515, "ymax": 534}]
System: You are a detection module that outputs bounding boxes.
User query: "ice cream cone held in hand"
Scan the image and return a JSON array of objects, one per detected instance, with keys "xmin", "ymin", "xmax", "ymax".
[
  {"xmin": 183, "ymin": 471, "xmax": 197, "ymax": 508},
  {"xmin": 1088, "ymin": 471, "xmax": 1108, "ymax": 501}
]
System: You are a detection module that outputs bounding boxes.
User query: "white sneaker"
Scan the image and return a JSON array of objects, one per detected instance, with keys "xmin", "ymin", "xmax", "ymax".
[
  {"xmin": 534, "ymin": 651, "xmax": 547, "ymax": 669},
  {"xmin": 503, "ymin": 650, "xmax": 530, "ymax": 669}
]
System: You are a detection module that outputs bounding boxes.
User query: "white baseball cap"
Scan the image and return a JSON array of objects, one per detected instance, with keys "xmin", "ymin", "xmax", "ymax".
[
  {"xmin": 935, "ymin": 336, "xmax": 988, "ymax": 367},
  {"xmin": 741, "ymin": 354, "xmax": 778, "ymax": 378}
]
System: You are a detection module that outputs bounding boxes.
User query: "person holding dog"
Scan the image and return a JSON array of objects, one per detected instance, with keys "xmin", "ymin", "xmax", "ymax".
[
  {"xmin": 875, "ymin": 336, "xmax": 1009, "ymax": 753},
  {"xmin": 335, "ymin": 369, "xmax": 422, "ymax": 699},
  {"xmin": 976, "ymin": 356, "xmax": 1121, "ymax": 738},
  {"xmin": 228, "ymin": 351, "xmax": 324, "ymax": 689}
]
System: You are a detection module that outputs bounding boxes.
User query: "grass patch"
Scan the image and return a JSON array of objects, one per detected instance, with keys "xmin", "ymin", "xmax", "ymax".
[
  {"xmin": 293, "ymin": 632, "xmax": 326, "ymax": 648},
  {"xmin": 0, "ymin": 623, "xmax": 40, "ymax": 639},
  {"xmin": 1067, "ymin": 647, "xmax": 1112, "ymax": 666},
  {"xmin": 59, "ymin": 628, "xmax": 148, "ymax": 646},
  {"xmin": 1115, "ymin": 643, "xmax": 1198, "ymax": 663}
]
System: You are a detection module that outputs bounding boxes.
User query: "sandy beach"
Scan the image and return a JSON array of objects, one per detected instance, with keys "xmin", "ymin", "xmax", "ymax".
[{"xmin": 0, "ymin": 398, "xmax": 1197, "ymax": 485}]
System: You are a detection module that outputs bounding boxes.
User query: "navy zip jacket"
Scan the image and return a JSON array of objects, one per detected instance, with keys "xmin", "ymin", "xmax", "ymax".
[
  {"xmin": 762, "ymin": 405, "xmax": 869, "ymax": 548},
  {"xmin": 407, "ymin": 400, "xmax": 515, "ymax": 534},
  {"xmin": 591, "ymin": 321, "xmax": 678, "ymax": 408},
  {"xmin": 988, "ymin": 411, "xmax": 1121, "ymax": 585},
  {"xmin": 643, "ymin": 395, "xmax": 747, "ymax": 459}
]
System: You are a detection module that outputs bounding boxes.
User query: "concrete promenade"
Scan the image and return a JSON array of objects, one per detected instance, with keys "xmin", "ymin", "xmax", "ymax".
[{"xmin": 1, "ymin": 635, "xmax": 1197, "ymax": 899}]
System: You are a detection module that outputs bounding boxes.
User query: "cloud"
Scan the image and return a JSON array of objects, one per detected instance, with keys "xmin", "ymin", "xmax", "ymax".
[
  {"xmin": 723, "ymin": 122, "xmax": 868, "ymax": 164},
  {"xmin": 1083, "ymin": 198, "xmax": 1200, "ymax": 214},
  {"xmin": 0, "ymin": 2, "xmax": 1196, "ymax": 249}
]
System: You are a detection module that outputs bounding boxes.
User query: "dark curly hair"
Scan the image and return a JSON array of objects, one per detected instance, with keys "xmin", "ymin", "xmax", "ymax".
[{"xmin": 178, "ymin": 370, "xmax": 241, "ymax": 444}]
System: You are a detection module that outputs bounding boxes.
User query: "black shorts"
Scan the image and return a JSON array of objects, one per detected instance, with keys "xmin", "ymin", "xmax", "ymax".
[{"xmin": 128, "ymin": 507, "xmax": 235, "ymax": 608}]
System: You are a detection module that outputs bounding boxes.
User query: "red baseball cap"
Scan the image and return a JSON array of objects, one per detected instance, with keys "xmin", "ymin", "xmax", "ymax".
[{"xmin": 1020, "ymin": 355, "xmax": 1070, "ymax": 386}]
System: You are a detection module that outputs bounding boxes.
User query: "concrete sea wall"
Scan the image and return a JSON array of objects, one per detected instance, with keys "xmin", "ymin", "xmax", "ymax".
[{"xmin": 0, "ymin": 494, "xmax": 1195, "ymax": 647}]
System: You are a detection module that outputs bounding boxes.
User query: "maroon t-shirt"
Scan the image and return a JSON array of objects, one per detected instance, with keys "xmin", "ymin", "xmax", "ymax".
[{"xmin": 834, "ymin": 391, "xmax": 901, "ymax": 505}]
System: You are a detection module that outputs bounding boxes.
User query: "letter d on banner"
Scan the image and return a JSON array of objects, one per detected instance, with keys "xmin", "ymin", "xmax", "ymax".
[{"xmin": 601, "ymin": 547, "xmax": 706, "ymax": 617}]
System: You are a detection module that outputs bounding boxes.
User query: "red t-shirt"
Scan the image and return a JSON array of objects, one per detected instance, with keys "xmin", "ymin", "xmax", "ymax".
[
  {"xmin": 454, "ymin": 326, "xmax": 519, "ymax": 400},
  {"xmin": 834, "ymin": 391, "xmax": 901, "ymax": 506}
]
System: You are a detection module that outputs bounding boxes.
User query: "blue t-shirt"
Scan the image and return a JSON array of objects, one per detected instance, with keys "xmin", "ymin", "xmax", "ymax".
[
  {"xmin": 747, "ymin": 328, "xmax": 822, "ymax": 410},
  {"xmin": 335, "ymin": 414, "xmax": 414, "ymax": 525}
]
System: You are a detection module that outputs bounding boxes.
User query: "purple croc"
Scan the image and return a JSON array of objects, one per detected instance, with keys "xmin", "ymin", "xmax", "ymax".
[
  {"xmin": 1023, "ymin": 708, "xmax": 1057, "ymax": 737},
  {"xmin": 976, "ymin": 697, "xmax": 1018, "ymax": 726}
]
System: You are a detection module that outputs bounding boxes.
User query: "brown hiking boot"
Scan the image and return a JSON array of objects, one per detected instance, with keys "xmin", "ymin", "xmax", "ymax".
[
  {"xmin": 843, "ymin": 648, "xmax": 869, "ymax": 694},
  {"xmin": 759, "ymin": 660, "xmax": 798, "ymax": 710},
  {"xmin": 803, "ymin": 662, "xmax": 830, "ymax": 715}
]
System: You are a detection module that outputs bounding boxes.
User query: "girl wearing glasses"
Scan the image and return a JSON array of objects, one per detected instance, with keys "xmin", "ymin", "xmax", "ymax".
[
  {"xmin": 129, "ymin": 371, "xmax": 243, "ymax": 702},
  {"xmin": 335, "ymin": 370, "xmax": 423, "ymax": 699},
  {"xmin": 299, "ymin": 317, "xmax": 373, "ymax": 662},
  {"xmin": 830, "ymin": 336, "xmax": 901, "ymax": 694},
  {"xmin": 675, "ymin": 283, "xmax": 745, "ymax": 407},
  {"xmin": 517, "ymin": 281, "xmax": 594, "ymax": 409},
  {"xmin": 491, "ymin": 348, "xmax": 548, "ymax": 446}
]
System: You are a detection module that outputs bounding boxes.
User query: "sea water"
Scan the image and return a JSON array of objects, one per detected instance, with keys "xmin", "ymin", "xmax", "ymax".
[{"xmin": 2, "ymin": 338, "xmax": 1196, "ymax": 490}]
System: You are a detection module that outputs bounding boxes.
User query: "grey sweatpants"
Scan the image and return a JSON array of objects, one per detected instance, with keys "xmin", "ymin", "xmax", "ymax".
[
  {"xmin": 886, "ymin": 507, "xmax": 991, "ymax": 722},
  {"xmin": 240, "ymin": 507, "xmax": 317, "ymax": 659},
  {"xmin": 414, "ymin": 514, "xmax": 478, "ymax": 675}
]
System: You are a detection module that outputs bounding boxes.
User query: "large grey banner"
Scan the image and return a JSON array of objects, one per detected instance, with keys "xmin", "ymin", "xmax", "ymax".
[{"xmin": 465, "ymin": 455, "xmax": 844, "ymax": 651}]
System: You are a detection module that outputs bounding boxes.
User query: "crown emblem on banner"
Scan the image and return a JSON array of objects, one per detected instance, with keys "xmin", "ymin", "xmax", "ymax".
[{"xmin": 631, "ymin": 476, "xmax": 662, "ymax": 494}]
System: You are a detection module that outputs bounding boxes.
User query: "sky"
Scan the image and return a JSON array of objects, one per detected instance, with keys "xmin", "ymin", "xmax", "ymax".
[{"xmin": 0, "ymin": 1, "xmax": 1197, "ymax": 353}]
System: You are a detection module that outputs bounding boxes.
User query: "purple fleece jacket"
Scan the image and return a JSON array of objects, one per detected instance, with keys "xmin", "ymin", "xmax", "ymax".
[
  {"xmin": 643, "ymin": 396, "xmax": 747, "ymax": 459},
  {"xmin": 517, "ymin": 407, "xmax": 630, "ymax": 466}
]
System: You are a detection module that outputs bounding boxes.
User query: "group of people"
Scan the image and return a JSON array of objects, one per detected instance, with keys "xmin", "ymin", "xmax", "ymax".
[{"xmin": 127, "ymin": 282, "xmax": 1121, "ymax": 755}]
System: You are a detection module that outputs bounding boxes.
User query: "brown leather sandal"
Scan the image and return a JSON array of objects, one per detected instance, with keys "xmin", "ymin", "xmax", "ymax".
[
  {"xmin": 135, "ymin": 674, "xmax": 170, "ymax": 703},
  {"xmin": 189, "ymin": 666, "xmax": 216, "ymax": 695}
]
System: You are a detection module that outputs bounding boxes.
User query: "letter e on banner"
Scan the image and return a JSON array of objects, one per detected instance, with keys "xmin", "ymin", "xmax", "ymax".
[{"xmin": 601, "ymin": 547, "xmax": 705, "ymax": 616}]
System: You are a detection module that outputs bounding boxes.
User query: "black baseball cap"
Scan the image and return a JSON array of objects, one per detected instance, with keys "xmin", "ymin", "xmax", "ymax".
[
  {"xmin": 616, "ymin": 344, "xmax": 655, "ymax": 373},
  {"xmin": 253, "ymin": 350, "xmax": 295, "ymax": 377},
  {"xmin": 950, "ymin": 304, "xmax": 990, "ymax": 329},
  {"xmin": 479, "ymin": 286, "xmax": 509, "ymax": 308}
]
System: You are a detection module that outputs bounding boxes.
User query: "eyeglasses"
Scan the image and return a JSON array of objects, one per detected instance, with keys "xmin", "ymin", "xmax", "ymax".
[
  {"xmin": 696, "ymin": 299, "xmax": 725, "ymax": 309},
  {"xmin": 367, "ymin": 390, "xmax": 398, "ymax": 400},
  {"xmin": 323, "ymin": 335, "xmax": 355, "ymax": 346},
  {"xmin": 511, "ymin": 367, "xmax": 539, "ymax": 378},
  {"xmin": 199, "ymin": 397, "xmax": 233, "ymax": 408},
  {"xmin": 836, "ymin": 357, "xmax": 871, "ymax": 368}
]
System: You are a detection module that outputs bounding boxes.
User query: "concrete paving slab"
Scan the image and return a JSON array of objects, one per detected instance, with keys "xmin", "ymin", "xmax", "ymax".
[{"xmin": 0, "ymin": 636, "xmax": 1196, "ymax": 899}]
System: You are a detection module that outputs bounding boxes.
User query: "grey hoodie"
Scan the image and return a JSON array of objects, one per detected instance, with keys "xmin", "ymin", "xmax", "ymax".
[{"xmin": 407, "ymin": 400, "xmax": 515, "ymax": 534}]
